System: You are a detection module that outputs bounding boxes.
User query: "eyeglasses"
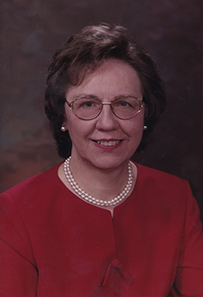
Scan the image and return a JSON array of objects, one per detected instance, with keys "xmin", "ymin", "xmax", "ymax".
[{"xmin": 66, "ymin": 95, "xmax": 143, "ymax": 120}]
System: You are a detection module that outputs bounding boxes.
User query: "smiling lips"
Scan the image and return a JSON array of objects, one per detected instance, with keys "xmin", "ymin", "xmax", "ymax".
[{"xmin": 93, "ymin": 139, "xmax": 122, "ymax": 147}]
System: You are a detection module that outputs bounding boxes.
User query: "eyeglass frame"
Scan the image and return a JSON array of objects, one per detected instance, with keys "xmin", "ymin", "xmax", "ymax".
[{"xmin": 65, "ymin": 95, "xmax": 144, "ymax": 121}]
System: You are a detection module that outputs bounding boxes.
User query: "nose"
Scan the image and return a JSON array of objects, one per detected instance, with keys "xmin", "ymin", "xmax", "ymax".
[{"xmin": 95, "ymin": 103, "xmax": 119, "ymax": 131}]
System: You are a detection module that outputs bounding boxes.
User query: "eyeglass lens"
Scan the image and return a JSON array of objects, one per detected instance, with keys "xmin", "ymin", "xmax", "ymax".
[{"xmin": 71, "ymin": 96, "xmax": 141, "ymax": 120}]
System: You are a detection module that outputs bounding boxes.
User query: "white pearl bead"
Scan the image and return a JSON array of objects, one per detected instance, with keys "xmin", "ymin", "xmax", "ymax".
[{"xmin": 64, "ymin": 157, "xmax": 133, "ymax": 207}]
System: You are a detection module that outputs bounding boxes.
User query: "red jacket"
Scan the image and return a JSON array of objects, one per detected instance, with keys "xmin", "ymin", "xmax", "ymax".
[{"xmin": 0, "ymin": 162, "xmax": 203, "ymax": 296}]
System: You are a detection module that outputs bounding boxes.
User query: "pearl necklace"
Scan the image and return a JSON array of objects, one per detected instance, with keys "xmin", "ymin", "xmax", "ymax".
[{"xmin": 64, "ymin": 156, "xmax": 133, "ymax": 207}]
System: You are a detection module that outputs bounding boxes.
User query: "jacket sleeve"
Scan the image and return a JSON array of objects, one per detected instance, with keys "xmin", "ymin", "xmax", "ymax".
[
  {"xmin": 169, "ymin": 181, "xmax": 203, "ymax": 296},
  {"xmin": 0, "ymin": 192, "xmax": 38, "ymax": 297}
]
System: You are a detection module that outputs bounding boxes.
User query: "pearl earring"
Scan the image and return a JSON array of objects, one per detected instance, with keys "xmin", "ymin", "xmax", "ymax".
[
  {"xmin": 61, "ymin": 126, "xmax": 66, "ymax": 132},
  {"xmin": 144, "ymin": 125, "xmax": 148, "ymax": 130}
]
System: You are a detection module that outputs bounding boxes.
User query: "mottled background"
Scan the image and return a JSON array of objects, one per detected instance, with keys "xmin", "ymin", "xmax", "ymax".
[{"xmin": 0, "ymin": 0, "xmax": 203, "ymax": 220}]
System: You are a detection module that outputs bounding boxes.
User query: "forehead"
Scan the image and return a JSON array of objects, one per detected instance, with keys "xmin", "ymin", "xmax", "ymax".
[{"xmin": 66, "ymin": 59, "xmax": 142, "ymax": 99}]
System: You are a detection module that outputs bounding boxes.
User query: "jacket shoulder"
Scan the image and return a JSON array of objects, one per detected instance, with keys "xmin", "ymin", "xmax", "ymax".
[
  {"xmin": 1, "ymin": 163, "xmax": 61, "ymax": 198},
  {"xmin": 136, "ymin": 162, "xmax": 185, "ymax": 183},
  {"xmin": 135, "ymin": 162, "xmax": 190, "ymax": 195}
]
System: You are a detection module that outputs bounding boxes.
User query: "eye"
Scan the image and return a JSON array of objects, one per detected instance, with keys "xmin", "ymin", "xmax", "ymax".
[
  {"xmin": 118, "ymin": 101, "xmax": 131, "ymax": 107},
  {"xmin": 75, "ymin": 98, "xmax": 100, "ymax": 110},
  {"xmin": 114, "ymin": 99, "xmax": 133, "ymax": 108},
  {"xmin": 113, "ymin": 96, "xmax": 139, "ymax": 110},
  {"xmin": 81, "ymin": 101, "xmax": 94, "ymax": 108}
]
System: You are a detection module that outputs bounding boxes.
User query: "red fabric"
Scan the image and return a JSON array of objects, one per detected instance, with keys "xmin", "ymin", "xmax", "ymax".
[{"xmin": 0, "ymin": 163, "xmax": 203, "ymax": 296}]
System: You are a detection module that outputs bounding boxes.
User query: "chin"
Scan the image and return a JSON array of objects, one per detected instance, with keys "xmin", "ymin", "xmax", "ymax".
[{"xmin": 87, "ymin": 155, "xmax": 130, "ymax": 171}]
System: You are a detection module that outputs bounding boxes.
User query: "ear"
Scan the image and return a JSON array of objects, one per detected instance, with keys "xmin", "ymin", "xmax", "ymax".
[{"xmin": 61, "ymin": 105, "xmax": 69, "ymax": 131}]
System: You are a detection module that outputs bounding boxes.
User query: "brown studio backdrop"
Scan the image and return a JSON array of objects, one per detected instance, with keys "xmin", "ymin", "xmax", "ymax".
[{"xmin": 0, "ymin": 0, "xmax": 203, "ymax": 221}]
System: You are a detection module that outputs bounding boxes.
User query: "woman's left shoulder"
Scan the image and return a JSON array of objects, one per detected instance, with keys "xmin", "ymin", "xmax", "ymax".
[
  {"xmin": 133, "ymin": 161, "xmax": 192, "ymax": 197},
  {"xmin": 133, "ymin": 162, "xmax": 201, "ymax": 221},
  {"xmin": 135, "ymin": 161, "xmax": 184, "ymax": 182}
]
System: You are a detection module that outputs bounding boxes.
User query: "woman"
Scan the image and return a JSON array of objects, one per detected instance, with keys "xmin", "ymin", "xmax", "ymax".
[{"xmin": 0, "ymin": 23, "xmax": 203, "ymax": 296}]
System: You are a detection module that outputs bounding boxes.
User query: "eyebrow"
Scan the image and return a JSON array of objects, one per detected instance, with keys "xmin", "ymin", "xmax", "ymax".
[
  {"xmin": 70, "ymin": 93, "xmax": 139, "ymax": 100},
  {"xmin": 70, "ymin": 94, "xmax": 99, "ymax": 100}
]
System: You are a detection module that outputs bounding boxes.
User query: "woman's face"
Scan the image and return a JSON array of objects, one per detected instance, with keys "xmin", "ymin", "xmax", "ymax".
[{"xmin": 63, "ymin": 59, "xmax": 145, "ymax": 170}]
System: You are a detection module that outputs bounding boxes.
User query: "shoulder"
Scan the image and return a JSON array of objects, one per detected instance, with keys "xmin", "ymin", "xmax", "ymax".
[
  {"xmin": 134, "ymin": 162, "xmax": 192, "ymax": 204},
  {"xmin": 133, "ymin": 163, "xmax": 201, "ymax": 227},
  {"xmin": 0, "ymin": 163, "xmax": 62, "ymax": 203},
  {"xmin": 135, "ymin": 162, "xmax": 187, "ymax": 186}
]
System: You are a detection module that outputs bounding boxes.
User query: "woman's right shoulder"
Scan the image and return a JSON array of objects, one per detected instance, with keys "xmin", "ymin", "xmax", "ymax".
[{"xmin": 0, "ymin": 163, "xmax": 62, "ymax": 201}]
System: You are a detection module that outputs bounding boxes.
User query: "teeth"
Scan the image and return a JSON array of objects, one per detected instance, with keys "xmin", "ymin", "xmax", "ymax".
[{"xmin": 97, "ymin": 140, "xmax": 120, "ymax": 146}]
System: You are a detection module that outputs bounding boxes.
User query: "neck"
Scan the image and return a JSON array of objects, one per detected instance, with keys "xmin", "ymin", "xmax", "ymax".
[{"xmin": 67, "ymin": 155, "xmax": 133, "ymax": 202}]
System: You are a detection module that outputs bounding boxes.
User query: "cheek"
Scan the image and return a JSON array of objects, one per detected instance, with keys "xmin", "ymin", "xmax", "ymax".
[
  {"xmin": 131, "ymin": 127, "xmax": 144, "ymax": 143},
  {"xmin": 67, "ymin": 118, "xmax": 94, "ymax": 142},
  {"xmin": 125, "ymin": 116, "xmax": 144, "ymax": 136},
  {"xmin": 125, "ymin": 122, "xmax": 144, "ymax": 149},
  {"xmin": 64, "ymin": 108, "xmax": 78, "ymax": 131}
]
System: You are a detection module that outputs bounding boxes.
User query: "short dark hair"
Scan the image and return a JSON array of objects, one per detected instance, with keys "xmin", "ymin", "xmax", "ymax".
[{"xmin": 45, "ymin": 23, "xmax": 166, "ymax": 159}]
